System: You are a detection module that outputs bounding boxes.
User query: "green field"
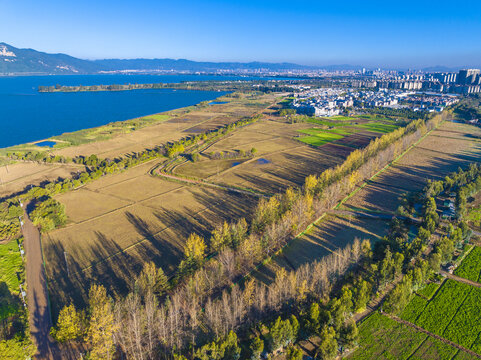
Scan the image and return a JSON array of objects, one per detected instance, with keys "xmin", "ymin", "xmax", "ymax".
[
  {"xmin": 348, "ymin": 312, "xmax": 461, "ymax": 360},
  {"xmin": 297, "ymin": 129, "xmax": 345, "ymax": 146},
  {"xmin": 297, "ymin": 114, "xmax": 401, "ymax": 147},
  {"xmin": 416, "ymin": 280, "xmax": 472, "ymax": 337},
  {"xmin": 359, "ymin": 122, "xmax": 400, "ymax": 133},
  {"xmin": 454, "ymin": 246, "xmax": 481, "ymax": 283},
  {"xmin": 401, "ymin": 294, "xmax": 428, "ymax": 323},
  {"xmin": 443, "ymin": 286, "xmax": 481, "ymax": 349},
  {"xmin": 401, "ymin": 279, "xmax": 481, "ymax": 354}
]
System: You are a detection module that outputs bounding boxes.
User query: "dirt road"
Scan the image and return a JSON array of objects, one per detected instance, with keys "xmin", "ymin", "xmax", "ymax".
[
  {"xmin": 22, "ymin": 209, "xmax": 58, "ymax": 359},
  {"xmin": 440, "ymin": 270, "xmax": 481, "ymax": 288}
]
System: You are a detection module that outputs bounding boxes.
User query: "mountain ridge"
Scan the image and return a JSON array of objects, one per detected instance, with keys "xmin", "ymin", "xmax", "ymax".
[{"xmin": 0, "ymin": 42, "xmax": 322, "ymax": 75}]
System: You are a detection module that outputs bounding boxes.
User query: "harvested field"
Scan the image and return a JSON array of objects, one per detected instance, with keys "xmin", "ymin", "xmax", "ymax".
[
  {"xmin": 0, "ymin": 162, "xmax": 85, "ymax": 198},
  {"xmin": 257, "ymin": 121, "xmax": 481, "ymax": 284},
  {"xmin": 56, "ymin": 189, "xmax": 132, "ymax": 224},
  {"xmin": 177, "ymin": 119, "xmax": 349, "ymax": 193},
  {"xmin": 254, "ymin": 215, "xmax": 389, "ymax": 283},
  {"xmin": 343, "ymin": 121, "xmax": 481, "ymax": 214},
  {"xmin": 44, "ymin": 162, "xmax": 259, "ymax": 312}
]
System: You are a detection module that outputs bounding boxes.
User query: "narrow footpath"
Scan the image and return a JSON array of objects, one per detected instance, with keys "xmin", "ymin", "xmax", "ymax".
[
  {"xmin": 22, "ymin": 208, "xmax": 59, "ymax": 359},
  {"xmin": 440, "ymin": 270, "xmax": 481, "ymax": 289}
]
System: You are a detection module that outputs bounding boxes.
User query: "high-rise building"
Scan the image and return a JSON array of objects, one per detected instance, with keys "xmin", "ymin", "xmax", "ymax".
[{"xmin": 458, "ymin": 69, "xmax": 481, "ymax": 84}]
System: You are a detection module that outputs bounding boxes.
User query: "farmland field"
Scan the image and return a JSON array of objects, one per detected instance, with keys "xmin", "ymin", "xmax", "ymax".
[
  {"xmin": 401, "ymin": 294, "xmax": 429, "ymax": 323},
  {"xmin": 454, "ymin": 246, "xmax": 481, "ymax": 283},
  {"xmin": 0, "ymin": 162, "xmax": 85, "ymax": 198},
  {"xmin": 254, "ymin": 214, "xmax": 389, "ymax": 283},
  {"xmin": 176, "ymin": 118, "xmax": 349, "ymax": 193},
  {"xmin": 176, "ymin": 114, "xmax": 396, "ymax": 194},
  {"xmin": 342, "ymin": 120, "xmax": 481, "ymax": 214},
  {"xmin": 44, "ymin": 158, "xmax": 259, "ymax": 313},
  {"xmin": 347, "ymin": 312, "xmax": 464, "ymax": 360},
  {"xmin": 415, "ymin": 280, "xmax": 472, "ymax": 337},
  {"xmin": 400, "ymin": 279, "xmax": 481, "ymax": 354},
  {"xmin": 256, "ymin": 120, "xmax": 481, "ymax": 285}
]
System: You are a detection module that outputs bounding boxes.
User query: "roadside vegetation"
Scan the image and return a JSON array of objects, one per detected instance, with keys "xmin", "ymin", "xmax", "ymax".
[{"xmin": 0, "ymin": 238, "xmax": 36, "ymax": 359}]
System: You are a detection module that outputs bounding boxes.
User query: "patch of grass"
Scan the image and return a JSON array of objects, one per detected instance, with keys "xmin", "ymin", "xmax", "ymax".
[
  {"xmin": 328, "ymin": 115, "xmax": 355, "ymax": 121},
  {"xmin": 454, "ymin": 246, "xmax": 481, "ymax": 283},
  {"xmin": 297, "ymin": 129, "xmax": 345, "ymax": 146},
  {"xmin": 359, "ymin": 122, "xmax": 400, "ymax": 134}
]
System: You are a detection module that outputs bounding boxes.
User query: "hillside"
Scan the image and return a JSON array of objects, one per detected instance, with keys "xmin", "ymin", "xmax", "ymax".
[{"xmin": 0, "ymin": 42, "xmax": 317, "ymax": 75}]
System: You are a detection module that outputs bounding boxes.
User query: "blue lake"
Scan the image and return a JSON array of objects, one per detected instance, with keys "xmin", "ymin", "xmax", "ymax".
[{"xmin": 0, "ymin": 74, "xmax": 269, "ymax": 148}]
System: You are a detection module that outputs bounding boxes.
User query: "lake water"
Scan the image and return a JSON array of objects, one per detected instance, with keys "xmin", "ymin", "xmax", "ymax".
[{"xmin": 0, "ymin": 74, "xmax": 268, "ymax": 148}]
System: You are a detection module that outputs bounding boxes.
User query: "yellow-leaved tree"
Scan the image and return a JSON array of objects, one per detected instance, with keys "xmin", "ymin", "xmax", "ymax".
[
  {"xmin": 184, "ymin": 233, "xmax": 206, "ymax": 264},
  {"xmin": 51, "ymin": 303, "xmax": 86, "ymax": 343},
  {"xmin": 86, "ymin": 284, "xmax": 117, "ymax": 360}
]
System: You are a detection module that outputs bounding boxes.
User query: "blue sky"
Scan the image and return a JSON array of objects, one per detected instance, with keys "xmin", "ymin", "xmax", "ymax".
[{"xmin": 1, "ymin": 0, "xmax": 481, "ymax": 68}]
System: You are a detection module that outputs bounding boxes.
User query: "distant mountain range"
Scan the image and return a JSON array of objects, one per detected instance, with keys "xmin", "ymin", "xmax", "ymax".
[
  {"xmin": 0, "ymin": 42, "xmax": 470, "ymax": 75},
  {"xmin": 0, "ymin": 42, "xmax": 322, "ymax": 75}
]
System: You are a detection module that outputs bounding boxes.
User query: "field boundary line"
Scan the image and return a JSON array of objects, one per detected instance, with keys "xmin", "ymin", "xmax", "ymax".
[{"xmin": 385, "ymin": 313, "xmax": 481, "ymax": 359}]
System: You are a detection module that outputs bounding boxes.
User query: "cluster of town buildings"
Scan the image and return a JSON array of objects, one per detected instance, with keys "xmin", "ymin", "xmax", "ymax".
[
  {"xmin": 292, "ymin": 88, "xmax": 459, "ymax": 117},
  {"xmin": 348, "ymin": 69, "xmax": 481, "ymax": 94}
]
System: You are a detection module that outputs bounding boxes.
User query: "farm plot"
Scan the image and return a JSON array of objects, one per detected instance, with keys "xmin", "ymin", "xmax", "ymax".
[
  {"xmin": 0, "ymin": 162, "xmax": 85, "ymax": 198},
  {"xmin": 443, "ymin": 285, "xmax": 481, "ymax": 350},
  {"xmin": 177, "ymin": 119, "xmax": 347, "ymax": 193},
  {"xmin": 296, "ymin": 128, "xmax": 345, "ymax": 146},
  {"xmin": 454, "ymin": 246, "xmax": 481, "ymax": 283},
  {"xmin": 409, "ymin": 337, "xmax": 463, "ymax": 360},
  {"xmin": 343, "ymin": 121, "xmax": 481, "ymax": 214},
  {"xmin": 44, "ymin": 165, "xmax": 259, "ymax": 313},
  {"xmin": 417, "ymin": 282, "xmax": 442, "ymax": 299},
  {"xmin": 254, "ymin": 215, "xmax": 389, "ymax": 283},
  {"xmin": 415, "ymin": 280, "xmax": 472, "ymax": 336},
  {"xmin": 400, "ymin": 294, "xmax": 429, "ymax": 323},
  {"xmin": 347, "ymin": 312, "xmax": 439, "ymax": 360},
  {"xmin": 404, "ymin": 279, "xmax": 481, "ymax": 353}
]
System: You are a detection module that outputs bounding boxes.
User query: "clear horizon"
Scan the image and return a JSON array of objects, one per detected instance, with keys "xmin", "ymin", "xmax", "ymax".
[{"xmin": 1, "ymin": 0, "xmax": 481, "ymax": 69}]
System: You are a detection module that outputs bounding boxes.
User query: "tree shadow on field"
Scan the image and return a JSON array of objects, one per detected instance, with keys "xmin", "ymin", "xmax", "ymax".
[
  {"xmin": 344, "ymin": 148, "xmax": 481, "ymax": 216},
  {"xmin": 44, "ymin": 230, "xmax": 141, "ymax": 319}
]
